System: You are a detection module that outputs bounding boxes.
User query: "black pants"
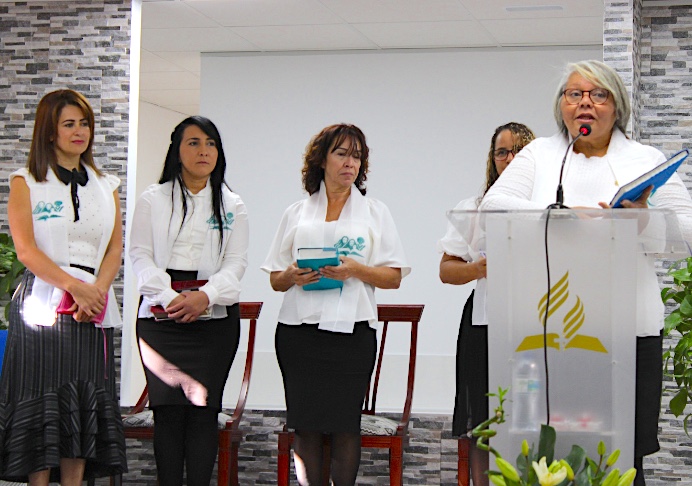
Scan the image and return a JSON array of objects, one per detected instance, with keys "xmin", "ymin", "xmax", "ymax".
[{"xmin": 152, "ymin": 405, "xmax": 219, "ymax": 486}]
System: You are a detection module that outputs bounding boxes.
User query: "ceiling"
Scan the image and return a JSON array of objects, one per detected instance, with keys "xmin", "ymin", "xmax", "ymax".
[{"xmin": 140, "ymin": 0, "xmax": 609, "ymax": 115}]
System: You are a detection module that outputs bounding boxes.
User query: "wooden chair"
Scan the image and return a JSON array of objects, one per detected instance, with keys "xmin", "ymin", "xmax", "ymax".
[
  {"xmin": 277, "ymin": 304, "xmax": 424, "ymax": 486},
  {"xmin": 458, "ymin": 436, "xmax": 471, "ymax": 486},
  {"xmin": 92, "ymin": 301, "xmax": 262, "ymax": 486}
]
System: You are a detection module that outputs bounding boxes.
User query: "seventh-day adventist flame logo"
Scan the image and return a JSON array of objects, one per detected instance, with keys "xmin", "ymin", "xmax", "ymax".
[{"xmin": 515, "ymin": 271, "xmax": 607, "ymax": 353}]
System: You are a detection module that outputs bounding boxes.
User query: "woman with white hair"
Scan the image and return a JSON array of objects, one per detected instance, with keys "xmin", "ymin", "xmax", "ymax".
[{"xmin": 480, "ymin": 60, "xmax": 692, "ymax": 485}]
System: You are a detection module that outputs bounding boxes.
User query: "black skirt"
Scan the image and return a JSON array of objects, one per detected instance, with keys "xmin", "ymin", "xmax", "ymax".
[
  {"xmin": 275, "ymin": 322, "xmax": 376, "ymax": 434},
  {"xmin": 136, "ymin": 270, "xmax": 240, "ymax": 411},
  {"xmin": 634, "ymin": 333, "xmax": 662, "ymax": 457},
  {"xmin": 452, "ymin": 290, "xmax": 489, "ymax": 436},
  {"xmin": 0, "ymin": 271, "xmax": 127, "ymax": 482}
]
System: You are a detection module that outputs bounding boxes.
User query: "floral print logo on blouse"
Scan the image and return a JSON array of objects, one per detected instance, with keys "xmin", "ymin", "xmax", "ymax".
[
  {"xmin": 33, "ymin": 201, "xmax": 65, "ymax": 221},
  {"xmin": 334, "ymin": 235, "xmax": 366, "ymax": 257},
  {"xmin": 206, "ymin": 212, "xmax": 234, "ymax": 230}
]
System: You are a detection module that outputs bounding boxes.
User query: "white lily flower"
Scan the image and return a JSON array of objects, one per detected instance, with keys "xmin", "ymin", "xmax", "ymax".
[{"xmin": 532, "ymin": 457, "xmax": 568, "ymax": 486}]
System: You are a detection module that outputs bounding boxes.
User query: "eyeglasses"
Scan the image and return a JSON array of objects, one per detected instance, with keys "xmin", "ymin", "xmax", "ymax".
[
  {"xmin": 562, "ymin": 88, "xmax": 610, "ymax": 105},
  {"xmin": 493, "ymin": 148, "xmax": 516, "ymax": 161}
]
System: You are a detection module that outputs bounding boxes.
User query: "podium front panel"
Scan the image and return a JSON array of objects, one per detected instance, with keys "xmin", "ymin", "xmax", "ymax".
[{"xmin": 486, "ymin": 214, "xmax": 637, "ymax": 466}]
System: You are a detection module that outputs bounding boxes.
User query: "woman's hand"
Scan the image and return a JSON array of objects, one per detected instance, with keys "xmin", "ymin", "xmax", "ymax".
[
  {"xmin": 270, "ymin": 263, "xmax": 320, "ymax": 292},
  {"xmin": 165, "ymin": 291, "xmax": 210, "ymax": 323},
  {"xmin": 598, "ymin": 185, "xmax": 653, "ymax": 209},
  {"xmin": 289, "ymin": 263, "xmax": 321, "ymax": 287},
  {"xmin": 68, "ymin": 280, "xmax": 107, "ymax": 322},
  {"xmin": 474, "ymin": 257, "xmax": 488, "ymax": 279},
  {"xmin": 321, "ymin": 256, "xmax": 402, "ymax": 289},
  {"xmin": 320, "ymin": 256, "xmax": 360, "ymax": 281}
]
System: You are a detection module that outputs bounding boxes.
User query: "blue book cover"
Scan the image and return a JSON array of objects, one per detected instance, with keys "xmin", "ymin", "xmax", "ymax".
[
  {"xmin": 610, "ymin": 149, "xmax": 689, "ymax": 208},
  {"xmin": 297, "ymin": 247, "xmax": 342, "ymax": 291}
]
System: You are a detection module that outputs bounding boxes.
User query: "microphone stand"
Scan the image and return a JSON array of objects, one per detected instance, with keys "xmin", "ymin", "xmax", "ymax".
[{"xmin": 546, "ymin": 124, "xmax": 592, "ymax": 209}]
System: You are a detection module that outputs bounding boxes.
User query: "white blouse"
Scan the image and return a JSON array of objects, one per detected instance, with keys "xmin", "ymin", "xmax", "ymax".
[
  {"xmin": 261, "ymin": 186, "xmax": 410, "ymax": 332},
  {"xmin": 168, "ymin": 185, "xmax": 211, "ymax": 271},
  {"xmin": 437, "ymin": 196, "xmax": 488, "ymax": 326},
  {"xmin": 130, "ymin": 181, "xmax": 249, "ymax": 319},
  {"xmin": 68, "ymin": 173, "xmax": 119, "ymax": 269}
]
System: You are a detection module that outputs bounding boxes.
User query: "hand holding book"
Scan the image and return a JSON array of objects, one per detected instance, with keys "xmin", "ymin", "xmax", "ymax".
[
  {"xmin": 56, "ymin": 282, "xmax": 108, "ymax": 324},
  {"xmin": 608, "ymin": 149, "xmax": 689, "ymax": 208},
  {"xmin": 296, "ymin": 247, "xmax": 342, "ymax": 291},
  {"xmin": 150, "ymin": 280, "xmax": 211, "ymax": 322}
]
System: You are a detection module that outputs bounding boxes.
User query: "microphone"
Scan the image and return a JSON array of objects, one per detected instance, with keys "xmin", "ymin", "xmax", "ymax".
[{"xmin": 547, "ymin": 124, "xmax": 591, "ymax": 209}]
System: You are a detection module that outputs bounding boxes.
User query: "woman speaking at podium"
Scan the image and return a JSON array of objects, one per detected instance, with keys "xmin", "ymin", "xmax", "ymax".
[
  {"xmin": 262, "ymin": 124, "xmax": 410, "ymax": 486},
  {"xmin": 480, "ymin": 60, "xmax": 692, "ymax": 485}
]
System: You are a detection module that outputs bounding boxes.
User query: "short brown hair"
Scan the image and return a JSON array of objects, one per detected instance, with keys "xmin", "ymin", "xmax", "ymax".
[
  {"xmin": 301, "ymin": 124, "xmax": 369, "ymax": 195},
  {"xmin": 27, "ymin": 89, "xmax": 100, "ymax": 181}
]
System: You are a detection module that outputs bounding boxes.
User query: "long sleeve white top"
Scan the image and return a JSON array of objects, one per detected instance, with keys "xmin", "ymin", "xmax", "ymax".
[
  {"xmin": 129, "ymin": 181, "xmax": 249, "ymax": 319},
  {"xmin": 480, "ymin": 130, "xmax": 692, "ymax": 336}
]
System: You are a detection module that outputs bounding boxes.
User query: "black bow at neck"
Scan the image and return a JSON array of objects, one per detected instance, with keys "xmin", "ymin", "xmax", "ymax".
[{"xmin": 57, "ymin": 165, "xmax": 88, "ymax": 222}]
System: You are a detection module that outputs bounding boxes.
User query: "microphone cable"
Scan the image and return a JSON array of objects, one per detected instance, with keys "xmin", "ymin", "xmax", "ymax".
[{"xmin": 542, "ymin": 124, "xmax": 591, "ymax": 426}]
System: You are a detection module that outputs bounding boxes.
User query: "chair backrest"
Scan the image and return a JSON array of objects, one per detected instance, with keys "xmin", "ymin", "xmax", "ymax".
[
  {"xmin": 228, "ymin": 301, "xmax": 262, "ymax": 429},
  {"xmin": 128, "ymin": 301, "xmax": 263, "ymax": 429},
  {"xmin": 362, "ymin": 304, "xmax": 424, "ymax": 432}
]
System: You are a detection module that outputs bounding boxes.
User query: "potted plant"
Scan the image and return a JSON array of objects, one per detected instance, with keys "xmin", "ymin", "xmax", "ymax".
[
  {"xmin": 473, "ymin": 388, "xmax": 637, "ymax": 486},
  {"xmin": 0, "ymin": 232, "xmax": 25, "ymax": 372},
  {"xmin": 661, "ymin": 255, "xmax": 692, "ymax": 432}
]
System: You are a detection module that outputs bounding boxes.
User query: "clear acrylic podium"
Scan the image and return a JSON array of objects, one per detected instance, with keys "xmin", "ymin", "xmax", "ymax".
[{"xmin": 447, "ymin": 208, "xmax": 688, "ymax": 465}]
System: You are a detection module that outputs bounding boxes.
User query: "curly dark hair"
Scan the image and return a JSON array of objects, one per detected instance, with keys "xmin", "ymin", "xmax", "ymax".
[
  {"xmin": 483, "ymin": 122, "xmax": 536, "ymax": 196},
  {"xmin": 302, "ymin": 124, "xmax": 369, "ymax": 195}
]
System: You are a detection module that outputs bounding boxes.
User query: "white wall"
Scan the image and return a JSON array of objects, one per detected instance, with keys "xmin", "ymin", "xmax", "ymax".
[
  {"xmin": 129, "ymin": 46, "xmax": 602, "ymax": 413},
  {"xmin": 121, "ymin": 101, "xmax": 186, "ymax": 404}
]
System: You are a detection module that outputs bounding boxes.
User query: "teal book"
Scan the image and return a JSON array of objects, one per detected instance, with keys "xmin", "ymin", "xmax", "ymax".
[
  {"xmin": 297, "ymin": 247, "xmax": 342, "ymax": 291},
  {"xmin": 610, "ymin": 149, "xmax": 689, "ymax": 208}
]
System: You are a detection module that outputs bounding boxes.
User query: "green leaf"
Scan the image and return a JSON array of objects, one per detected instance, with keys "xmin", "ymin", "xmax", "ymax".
[
  {"xmin": 665, "ymin": 312, "xmax": 683, "ymax": 334},
  {"xmin": 680, "ymin": 295, "xmax": 692, "ymax": 317},
  {"xmin": 670, "ymin": 389, "xmax": 689, "ymax": 417},
  {"xmin": 670, "ymin": 267, "xmax": 692, "ymax": 281},
  {"xmin": 563, "ymin": 445, "xmax": 587, "ymax": 475},
  {"xmin": 538, "ymin": 424, "xmax": 556, "ymax": 464},
  {"xmin": 11, "ymin": 258, "xmax": 24, "ymax": 276}
]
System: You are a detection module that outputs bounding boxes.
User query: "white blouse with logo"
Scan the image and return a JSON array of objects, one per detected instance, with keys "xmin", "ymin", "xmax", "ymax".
[
  {"xmin": 129, "ymin": 181, "xmax": 249, "ymax": 319},
  {"xmin": 262, "ymin": 184, "xmax": 410, "ymax": 333}
]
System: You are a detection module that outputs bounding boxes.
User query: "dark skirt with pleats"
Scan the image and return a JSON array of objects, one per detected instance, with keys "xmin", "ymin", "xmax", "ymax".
[
  {"xmin": 452, "ymin": 290, "xmax": 489, "ymax": 437},
  {"xmin": 0, "ymin": 271, "xmax": 127, "ymax": 482},
  {"xmin": 275, "ymin": 321, "xmax": 376, "ymax": 434}
]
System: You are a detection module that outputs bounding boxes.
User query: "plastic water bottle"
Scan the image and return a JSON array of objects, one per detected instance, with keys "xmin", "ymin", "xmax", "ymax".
[{"xmin": 512, "ymin": 360, "xmax": 540, "ymax": 431}]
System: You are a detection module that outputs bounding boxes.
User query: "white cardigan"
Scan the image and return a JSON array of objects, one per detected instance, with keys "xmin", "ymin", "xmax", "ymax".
[
  {"xmin": 129, "ymin": 181, "xmax": 249, "ymax": 319},
  {"xmin": 480, "ymin": 130, "xmax": 692, "ymax": 336}
]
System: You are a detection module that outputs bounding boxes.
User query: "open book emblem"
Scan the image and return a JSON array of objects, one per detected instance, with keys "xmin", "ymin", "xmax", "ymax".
[{"xmin": 516, "ymin": 271, "xmax": 608, "ymax": 353}]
